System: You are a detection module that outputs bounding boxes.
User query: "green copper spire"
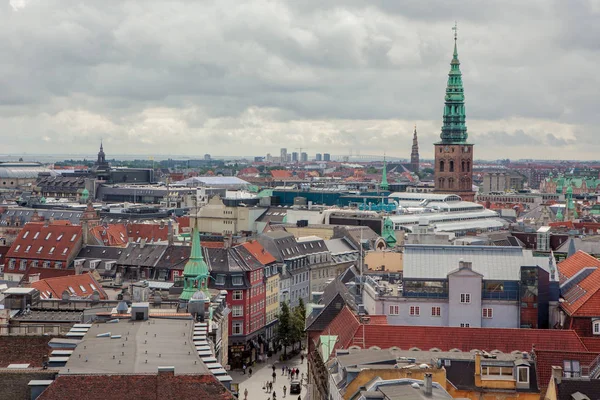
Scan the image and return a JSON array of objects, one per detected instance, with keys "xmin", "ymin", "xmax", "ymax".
[
  {"xmin": 440, "ymin": 23, "xmax": 468, "ymax": 144},
  {"xmin": 380, "ymin": 155, "xmax": 389, "ymax": 191},
  {"xmin": 180, "ymin": 217, "xmax": 210, "ymax": 302},
  {"xmin": 382, "ymin": 216, "xmax": 397, "ymax": 247}
]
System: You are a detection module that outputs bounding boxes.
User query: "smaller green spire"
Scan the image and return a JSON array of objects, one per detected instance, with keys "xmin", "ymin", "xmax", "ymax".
[
  {"xmin": 180, "ymin": 216, "xmax": 210, "ymax": 302},
  {"xmin": 382, "ymin": 216, "xmax": 396, "ymax": 247},
  {"xmin": 380, "ymin": 155, "xmax": 389, "ymax": 191}
]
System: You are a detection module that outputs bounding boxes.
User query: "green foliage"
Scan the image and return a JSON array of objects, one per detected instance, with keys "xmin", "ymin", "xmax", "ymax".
[{"xmin": 276, "ymin": 302, "xmax": 293, "ymax": 354}]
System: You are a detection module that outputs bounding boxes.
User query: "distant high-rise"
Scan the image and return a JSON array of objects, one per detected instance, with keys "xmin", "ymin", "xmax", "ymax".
[
  {"xmin": 291, "ymin": 152, "xmax": 298, "ymax": 162},
  {"xmin": 315, "ymin": 153, "xmax": 322, "ymax": 161},
  {"xmin": 287, "ymin": 154, "xmax": 292, "ymax": 162},
  {"xmin": 410, "ymin": 125, "xmax": 419, "ymax": 172},
  {"xmin": 204, "ymin": 154, "xmax": 211, "ymax": 160},
  {"xmin": 280, "ymin": 148, "xmax": 288, "ymax": 163},
  {"xmin": 433, "ymin": 24, "xmax": 475, "ymax": 202},
  {"xmin": 300, "ymin": 152, "xmax": 308, "ymax": 162},
  {"xmin": 323, "ymin": 153, "xmax": 331, "ymax": 161}
]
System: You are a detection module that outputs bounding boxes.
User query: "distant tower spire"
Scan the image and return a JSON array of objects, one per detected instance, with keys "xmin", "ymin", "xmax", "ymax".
[
  {"xmin": 410, "ymin": 124, "xmax": 420, "ymax": 172},
  {"xmin": 380, "ymin": 154, "xmax": 389, "ymax": 191},
  {"xmin": 180, "ymin": 214, "xmax": 210, "ymax": 302}
]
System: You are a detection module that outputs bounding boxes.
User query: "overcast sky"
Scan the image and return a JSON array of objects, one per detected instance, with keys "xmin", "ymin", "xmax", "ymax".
[{"xmin": 1, "ymin": 0, "xmax": 599, "ymax": 161}]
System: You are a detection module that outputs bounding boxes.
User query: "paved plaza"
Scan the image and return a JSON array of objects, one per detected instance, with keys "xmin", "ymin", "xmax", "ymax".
[{"xmin": 231, "ymin": 351, "xmax": 308, "ymax": 400}]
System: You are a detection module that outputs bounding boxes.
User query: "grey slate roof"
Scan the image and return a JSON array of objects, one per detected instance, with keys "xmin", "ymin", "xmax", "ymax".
[
  {"xmin": 117, "ymin": 243, "xmax": 167, "ymax": 268},
  {"xmin": 403, "ymin": 244, "xmax": 549, "ymax": 281},
  {"xmin": 0, "ymin": 208, "xmax": 83, "ymax": 226}
]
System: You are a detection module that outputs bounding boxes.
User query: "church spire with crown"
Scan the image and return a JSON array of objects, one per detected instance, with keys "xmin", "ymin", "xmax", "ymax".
[
  {"xmin": 410, "ymin": 124, "xmax": 420, "ymax": 172},
  {"xmin": 180, "ymin": 214, "xmax": 210, "ymax": 302},
  {"xmin": 440, "ymin": 22, "xmax": 468, "ymax": 144},
  {"xmin": 380, "ymin": 154, "xmax": 389, "ymax": 191}
]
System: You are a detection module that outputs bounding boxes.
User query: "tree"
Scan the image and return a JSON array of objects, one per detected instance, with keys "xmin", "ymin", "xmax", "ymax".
[
  {"xmin": 292, "ymin": 299, "xmax": 307, "ymax": 351},
  {"xmin": 276, "ymin": 302, "xmax": 293, "ymax": 357}
]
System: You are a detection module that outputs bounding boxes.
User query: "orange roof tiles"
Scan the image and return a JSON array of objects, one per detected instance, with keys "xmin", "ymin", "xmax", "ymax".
[
  {"xmin": 241, "ymin": 240, "xmax": 276, "ymax": 265},
  {"xmin": 90, "ymin": 224, "xmax": 128, "ymax": 247},
  {"xmin": 6, "ymin": 222, "xmax": 82, "ymax": 262},
  {"xmin": 127, "ymin": 223, "xmax": 169, "ymax": 243},
  {"xmin": 270, "ymin": 170, "xmax": 292, "ymax": 179},
  {"xmin": 558, "ymin": 250, "xmax": 600, "ymax": 316},
  {"xmin": 31, "ymin": 272, "xmax": 107, "ymax": 300}
]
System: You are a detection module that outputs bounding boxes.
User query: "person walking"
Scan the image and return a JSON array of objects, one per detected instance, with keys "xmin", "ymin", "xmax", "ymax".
[
  {"xmin": 243, "ymin": 363, "xmax": 247, "ymax": 375},
  {"xmin": 249, "ymin": 367, "xmax": 253, "ymax": 377},
  {"xmin": 283, "ymin": 385, "xmax": 287, "ymax": 397},
  {"xmin": 244, "ymin": 388, "xmax": 248, "ymax": 400},
  {"xmin": 281, "ymin": 365, "xmax": 285, "ymax": 375},
  {"xmin": 272, "ymin": 371, "xmax": 277, "ymax": 383},
  {"xmin": 272, "ymin": 391, "xmax": 277, "ymax": 400},
  {"xmin": 300, "ymin": 354, "xmax": 304, "ymax": 364}
]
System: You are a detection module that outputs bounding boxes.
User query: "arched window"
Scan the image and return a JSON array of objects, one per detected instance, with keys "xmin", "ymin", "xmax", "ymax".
[
  {"xmin": 439, "ymin": 160, "xmax": 445, "ymax": 172},
  {"xmin": 449, "ymin": 160, "xmax": 454, "ymax": 172},
  {"xmin": 467, "ymin": 161, "xmax": 471, "ymax": 172},
  {"xmin": 439, "ymin": 178, "xmax": 445, "ymax": 189},
  {"xmin": 448, "ymin": 178, "xmax": 454, "ymax": 189},
  {"xmin": 462, "ymin": 161, "xmax": 466, "ymax": 172}
]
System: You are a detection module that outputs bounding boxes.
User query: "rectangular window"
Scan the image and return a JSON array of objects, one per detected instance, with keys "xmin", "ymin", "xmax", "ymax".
[
  {"xmin": 409, "ymin": 306, "xmax": 420, "ymax": 316},
  {"xmin": 232, "ymin": 305, "xmax": 243, "ymax": 317},
  {"xmin": 431, "ymin": 307, "xmax": 441, "ymax": 317},
  {"xmin": 563, "ymin": 360, "xmax": 581, "ymax": 378},
  {"xmin": 19, "ymin": 260, "xmax": 27, "ymax": 270},
  {"xmin": 216, "ymin": 274, "xmax": 225, "ymax": 285},
  {"xmin": 46, "ymin": 233, "xmax": 52, "ymax": 240},
  {"xmin": 79, "ymin": 285, "xmax": 87, "ymax": 293},
  {"xmin": 49, "ymin": 247, "xmax": 55, "ymax": 254},
  {"xmin": 37, "ymin": 246, "xmax": 43, "ymax": 253},
  {"xmin": 33, "ymin": 232, "xmax": 39, "ymax": 239},
  {"xmin": 517, "ymin": 366, "xmax": 529, "ymax": 384},
  {"xmin": 25, "ymin": 245, "xmax": 31, "ymax": 253},
  {"xmin": 460, "ymin": 323, "xmax": 470, "ymax": 328},
  {"xmin": 233, "ymin": 290, "xmax": 243, "ymax": 300},
  {"xmin": 389, "ymin": 305, "xmax": 399, "ymax": 315},
  {"xmin": 232, "ymin": 275, "xmax": 243, "ymax": 285},
  {"xmin": 594, "ymin": 321, "xmax": 600, "ymax": 335},
  {"xmin": 460, "ymin": 293, "xmax": 471, "ymax": 303},
  {"xmin": 70, "ymin": 234, "xmax": 77, "ymax": 242},
  {"xmin": 14, "ymin": 245, "xmax": 20, "ymax": 252},
  {"xmin": 22, "ymin": 231, "xmax": 29, "ymax": 238},
  {"xmin": 482, "ymin": 308, "xmax": 493, "ymax": 318},
  {"xmin": 232, "ymin": 321, "xmax": 243, "ymax": 335}
]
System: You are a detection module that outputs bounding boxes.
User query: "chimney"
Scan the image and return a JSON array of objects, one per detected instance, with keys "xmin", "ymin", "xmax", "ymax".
[
  {"xmin": 168, "ymin": 220, "xmax": 174, "ymax": 246},
  {"xmin": 28, "ymin": 273, "xmax": 40, "ymax": 283},
  {"xmin": 423, "ymin": 373, "xmax": 432, "ymax": 396},
  {"xmin": 458, "ymin": 260, "xmax": 472, "ymax": 270},
  {"xmin": 551, "ymin": 366, "xmax": 562, "ymax": 385}
]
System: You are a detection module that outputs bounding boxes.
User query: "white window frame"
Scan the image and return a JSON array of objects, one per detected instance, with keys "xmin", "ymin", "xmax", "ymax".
[
  {"xmin": 593, "ymin": 320, "xmax": 600, "ymax": 335},
  {"xmin": 232, "ymin": 305, "xmax": 244, "ymax": 317},
  {"xmin": 232, "ymin": 275, "xmax": 243, "ymax": 286},
  {"xmin": 460, "ymin": 323, "xmax": 470, "ymax": 328},
  {"xmin": 482, "ymin": 308, "xmax": 493, "ymax": 319},
  {"xmin": 409, "ymin": 306, "xmax": 420, "ymax": 316},
  {"xmin": 460, "ymin": 293, "xmax": 471, "ymax": 304},
  {"xmin": 233, "ymin": 290, "xmax": 243, "ymax": 300},
  {"xmin": 388, "ymin": 305, "xmax": 399, "ymax": 315},
  {"xmin": 563, "ymin": 360, "xmax": 581, "ymax": 378},
  {"xmin": 232, "ymin": 321, "xmax": 243, "ymax": 335},
  {"xmin": 517, "ymin": 366, "xmax": 529, "ymax": 384},
  {"xmin": 431, "ymin": 306, "xmax": 441, "ymax": 317}
]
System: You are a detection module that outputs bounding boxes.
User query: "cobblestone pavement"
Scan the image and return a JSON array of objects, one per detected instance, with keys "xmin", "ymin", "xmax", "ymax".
[{"xmin": 230, "ymin": 351, "xmax": 308, "ymax": 400}]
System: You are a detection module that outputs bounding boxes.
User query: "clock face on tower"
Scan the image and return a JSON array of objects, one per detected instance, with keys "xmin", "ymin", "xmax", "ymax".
[{"xmin": 444, "ymin": 146, "xmax": 450, "ymax": 152}]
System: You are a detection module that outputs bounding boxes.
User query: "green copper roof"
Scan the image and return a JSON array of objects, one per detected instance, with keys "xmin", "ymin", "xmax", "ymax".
[
  {"xmin": 380, "ymin": 157, "xmax": 389, "ymax": 191},
  {"xmin": 440, "ymin": 25, "xmax": 468, "ymax": 144},
  {"xmin": 382, "ymin": 216, "xmax": 396, "ymax": 246},
  {"xmin": 180, "ymin": 224, "xmax": 210, "ymax": 301}
]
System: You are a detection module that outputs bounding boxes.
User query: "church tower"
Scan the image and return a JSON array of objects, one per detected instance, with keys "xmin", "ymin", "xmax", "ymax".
[
  {"xmin": 180, "ymin": 216, "xmax": 210, "ymax": 303},
  {"xmin": 433, "ymin": 24, "xmax": 475, "ymax": 201},
  {"xmin": 380, "ymin": 155, "xmax": 389, "ymax": 191},
  {"xmin": 410, "ymin": 124, "xmax": 420, "ymax": 172}
]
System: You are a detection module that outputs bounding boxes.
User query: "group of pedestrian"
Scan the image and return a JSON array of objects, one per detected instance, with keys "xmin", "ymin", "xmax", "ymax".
[
  {"xmin": 242, "ymin": 363, "xmax": 253, "ymax": 376},
  {"xmin": 288, "ymin": 366, "xmax": 300, "ymax": 380}
]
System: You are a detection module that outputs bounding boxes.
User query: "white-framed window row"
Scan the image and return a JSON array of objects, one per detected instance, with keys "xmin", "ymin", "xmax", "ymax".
[
  {"xmin": 409, "ymin": 306, "xmax": 420, "ymax": 316},
  {"xmin": 460, "ymin": 293, "xmax": 471, "ymax": 304},
  {"xmin": 460, "ymin": 323, "xmax": 470, "ymax": 328},
  {"xmin": 482, "ymin": 308, "xmax": 493, "ymax": 319},
  {"xmin": 388, "ymin": 305, "xmax": 399, "ymax": 315},
  {"xmin": 431, "ymin": 307, "xmax": 441, "ymax": 317}
]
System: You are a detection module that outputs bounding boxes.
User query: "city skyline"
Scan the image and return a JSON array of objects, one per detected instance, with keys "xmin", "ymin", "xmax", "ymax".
[{"xmin": 1, "ymin": 1, "xmax": 599, "ymax": 160}]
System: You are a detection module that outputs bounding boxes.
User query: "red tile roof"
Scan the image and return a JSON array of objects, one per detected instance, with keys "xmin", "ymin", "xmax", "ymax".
[
  {"xmin": 535, "ymin": 349, "xmax": 599, "ymax": 389},
  {"xmin": 6, "ymin": 222, "xmax": 82, "ymax": 262},
  {"xmin": 557, "ymin": 250, "xmax": 600, "ymax": 316},
  {"xmin": 127, "ymin": 223, "xmax": 169, "ymax": 243},
  {"xmin": 177, "ymin": 216, "xmax": 190, "ymax": 229},
  {"xmin": 363, "ymin": 315, "xmax": 388, "ymax": 324},
  {"xmin": 31, "ymin": 272, "xmax": 107, "ymax": 300},
  {"xmin": 321, "ymin": 306, "xmax": 361, "ymax": 356},
  {"xmin": 38, "ymin": 374, "xmax": 235, "ymax": 400},
  {"xmin": 351, "ymin": 325, "xmax": 587, "ymax": 353},
  {"xmin": 0, "ymin": 336, "xmax": 53, "ymax": 367},
  {"xmin": 270, "ymin": 170, "xmax": 292, "ymax": 179},
  {"xmin": 581, "ymin": 337, "xmax": 600, "ymax": 352},
  {"xmin": 241, "ymin": 240, "xmax": 276, "ymax": 265},
  {"xmin": 20, "ymin": 266, "xmax": 74, "ymax": 281},
  {"xmin": 90, "ymin": 224, "xmax": 128, "ymax": 247}
]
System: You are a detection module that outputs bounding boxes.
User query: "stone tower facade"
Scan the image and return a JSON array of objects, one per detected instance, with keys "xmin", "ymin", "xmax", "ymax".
[
  {"xmin": 410, "ymin": 124, "xmax": 419, "ymax": 173},
  {"xmin": 433, "ymin": 26, "xmax": 475, "ymax": 201}
]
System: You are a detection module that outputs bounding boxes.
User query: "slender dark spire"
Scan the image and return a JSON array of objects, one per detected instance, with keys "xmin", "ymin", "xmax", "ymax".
[{"xmin": 410, "ymin": 124, "xmax": 419, "ymax": 172}]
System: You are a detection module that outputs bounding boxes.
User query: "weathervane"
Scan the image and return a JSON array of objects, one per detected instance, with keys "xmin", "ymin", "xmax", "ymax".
[{"xmin": 452, "ymin": 21, "xmax": 458, "ymax": 40}]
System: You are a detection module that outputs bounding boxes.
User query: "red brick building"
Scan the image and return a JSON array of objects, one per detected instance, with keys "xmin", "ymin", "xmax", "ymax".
[{"xmin": 4, "ymin": 222, "xmax": 83, "ymax": 281}]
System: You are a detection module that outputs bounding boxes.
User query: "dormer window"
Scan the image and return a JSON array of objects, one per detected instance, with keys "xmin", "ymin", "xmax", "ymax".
[
  {"xmin": 62, "ymin": 248, "xmax": 69, "ymax": 255},
  {"xmin": 22, "ymin": 231, "xmax": 29, "ymax": 239},
  {"xmin": 14, "ymin": 245, "xmax": 20, "ymax": 252},
  {"xmin": 593, "ymin": 320, "xmax": 600, "ymax": 335},
  {"xmin": 232, "ymin": 275, "xmax": 243, "ymax": 286},
  {"xmin": 49, "ymin": 247, "xmax": 55, "ymax": 254},
  {"xmin": 57, "ymin": 234, "xmax": 63, "ymax": 241},
  {"xmin": 33, "ymin": 232, "xmax": 39, "ymax": 239},
  {"xmin": 70, "ymin": 234, "xmax": 77, "ymax": 242},
  {"xmin": 25, "ymin": 245, "xmax": 31, "ymax": 253},
  {"xmin": 45, "ymin": 233, "xmax": 52, "ymax": 240}
]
